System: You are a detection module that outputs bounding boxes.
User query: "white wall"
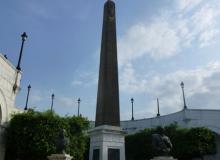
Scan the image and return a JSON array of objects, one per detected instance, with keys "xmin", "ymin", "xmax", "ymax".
[
  {"xmin": 0, "ymin": 53, "xmax": 22, "ymax": 160},
  {"xmin": 120, "ymin": 109, "xmax": 220, "ymax": 160},
  {"xmin": 120, "ymin": 109, "xmax": 220, "ymax": 135},
  {"xmin": 0, "ymin": 54, "xmax": 22, "ymax": 122}
]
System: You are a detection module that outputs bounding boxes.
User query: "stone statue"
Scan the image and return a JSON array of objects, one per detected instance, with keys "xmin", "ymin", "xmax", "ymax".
[
  {"xmin": 152, "ymin": 127, "xmax": 173, "ymax": 156},
  {"xmin": 56, "ymin": 129, "xmax": 69, "ymax": 154}
]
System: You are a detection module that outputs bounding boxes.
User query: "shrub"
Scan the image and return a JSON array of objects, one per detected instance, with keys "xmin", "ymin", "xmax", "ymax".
[
  {"xmin": 125, "ymin": 124, "xmax": 216, "ymax": 160},
  {"xmin": 5, "ymin": 110, "xmax": 89, "ymax": 160}
]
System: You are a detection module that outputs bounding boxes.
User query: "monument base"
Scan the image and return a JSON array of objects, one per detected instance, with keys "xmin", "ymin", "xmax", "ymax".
[
  {"xmin": 88, "ymin": 125, "xmax": 126, "ymax": 160},
  {"xmin": 150, "ymin": 156, "xmax": 178, "ymax": 160},
  {"xmin": 47, "ymin": 154, "xmax": 73, "ymax": 160}
]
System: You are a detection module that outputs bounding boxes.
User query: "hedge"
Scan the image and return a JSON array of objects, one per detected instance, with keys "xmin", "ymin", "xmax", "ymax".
[
  {"xmin": 125, "ymin": 124, "xmax": 216, "ymax": 160},
  {"xmin": 5, "ymin": 110, "xmax": 89, "ymax": 160},
  {"xmin": 5, "ymin": 110, "xmax": 217, "ymax": 160}
]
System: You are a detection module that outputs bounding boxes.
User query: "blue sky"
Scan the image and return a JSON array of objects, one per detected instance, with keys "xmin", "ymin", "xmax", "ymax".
[{"xmin": 1, "ymin": 0, "xmax": 220, "ymax": 120}]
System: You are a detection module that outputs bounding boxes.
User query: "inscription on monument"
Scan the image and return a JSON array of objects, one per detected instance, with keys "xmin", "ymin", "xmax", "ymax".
[
  {"xmin": 93, "ymin": 149, "xmax": 100, "ymax": 160},
  {"xmin": 108, "ymin": 148, "xmax": 120, "ymax": 160}
]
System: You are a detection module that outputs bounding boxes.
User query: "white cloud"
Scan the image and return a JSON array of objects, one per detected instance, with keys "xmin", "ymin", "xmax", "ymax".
[
  {"xmin": 71, "ymin": 80, "xmax": 83, "ymax": 86},
  {"xmin": 120, "ymin": 61, "xmax": 220, "ymax": 117},
  {"xmin": 118, "ymin": 0, "xmax": 220, "ymax": 119},
  {"xmin": 118, "ymin": 20, "xmax": 180, "ymax": 65},
  {"xmin": 57, "ymin": 97, "xmax": 74, "ymax": 108},
  {"xmin": 199, "ymin": 29, "xmax": 219, "ymax": 47},
  {"xmin": 120, "ymin": 63, "xmax": 148, "ymax": 93},
  {"xmin": 121, "ymin": 61, "xmax": 220, "ymax": 94},
  {"xmin": 27, "ymin": 89, "xmax": 78, "ymax": 111},
  {"xmin": 71, "ymin": 71, "xmax": 97, "ymax": 88},
  {"xmin": 29, "ymin": 90, "xmax": 43, "ymax": 103},
  {"xmin": 191, "ymin": 5, "xmax": 218, "ymax": 32},
  {"xmin": 177, "ymin": 0, "xmax": 203, "ymax": 11},
  {"xmin": 118, "ymin": 0, "xmax": 220, "ymax": 66}
]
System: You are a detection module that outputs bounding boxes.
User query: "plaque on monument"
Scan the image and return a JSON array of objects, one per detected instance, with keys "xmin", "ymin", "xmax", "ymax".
[
  {"xmin": 108, "ymin": 148, "xmax": 120, "ymax": 160},
  {"xmin": 93, "ymin": 149, "xmax": 100, "ymax": 160}
]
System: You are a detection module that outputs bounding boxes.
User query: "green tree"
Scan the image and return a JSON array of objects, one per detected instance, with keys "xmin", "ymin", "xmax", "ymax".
[
  {"xmin": 187, "ymin": 127, "xmax": 216, "ymax": 159},
  {"xmin": 125, "ymin": 124, "xmax": 216, "ymax": 160},
  {"xmin": 5, "ymin": 110, "xmax": 89, "ymax": 160}
]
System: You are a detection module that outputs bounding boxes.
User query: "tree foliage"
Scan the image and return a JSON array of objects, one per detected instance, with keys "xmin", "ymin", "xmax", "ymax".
[
  {"xmin": 5, "ymin": 110, "xmax": 89, "ymax": 160},
  {"xmin": 5, "ymin": 111, "xmax": 217, "ymax": 160},
  {"xmin": 125, "ymin": 124, "xmax": 216, "ymax": 160}
]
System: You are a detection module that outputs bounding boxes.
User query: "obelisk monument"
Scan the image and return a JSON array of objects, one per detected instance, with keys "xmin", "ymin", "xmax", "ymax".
[
  {"xmin": 95, "ymin": 0, "xmax": 120, "ymax": 127},
  {"xmin": 88, "ymin": 1, "xmax": 125, "ymax": 160}
]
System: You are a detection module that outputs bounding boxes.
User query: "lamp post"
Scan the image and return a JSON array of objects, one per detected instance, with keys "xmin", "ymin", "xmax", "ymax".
[
  {"xmin": 17, "ymin": 32, "xmax": 28, "ymax": 71},
  {"xmin": 131, "ymin": 98, "xmax": 134, "ymax": 121},
  {"xmin": 157, "ymin": 98, "xmax": 160, "ymax": 117},
  {"xmin": 24, "ymin": 84, "xmax": 31, "ymax": 110},
  {"xmin": 180, "ymin": 82, "xmax": 187, "ymax": 109},
  {"xmin": 51, "ymin": 94, "xmax": 55, "ymax": 112},
  {"xmin": 77, "ymin": 98, "xmax": 81, "ymax": 116}
]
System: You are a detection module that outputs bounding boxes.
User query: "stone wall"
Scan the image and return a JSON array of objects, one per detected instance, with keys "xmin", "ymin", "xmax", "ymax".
[
  {"xmin": 0, "ymin": 54, "xmax": 22, "ymax": 123},
  {"xmin": 120, "ymin": 109, "xmax": 220, "ymax": 135},
  {"xmin": 0, "ymin": 53, "xmax": 22, "ymax": 160}
]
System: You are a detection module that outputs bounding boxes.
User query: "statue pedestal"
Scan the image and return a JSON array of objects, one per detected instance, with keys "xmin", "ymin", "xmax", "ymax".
[
  {"xmin": 88, "ymin": 125, "xmax": 126, "ymax": 160},
  {"xmin": 48, "ymin": 154, "xmax": 72, "ymax": 160},
  {"xmin": 150, "ymin": 156, "xmax": 178, "ymax": 160}
]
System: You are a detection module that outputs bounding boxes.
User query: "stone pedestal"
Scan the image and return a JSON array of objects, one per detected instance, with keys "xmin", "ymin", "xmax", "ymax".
[
  {"xmin": 150, "ymin": 156, "xmax": 178, "ymax": 160},
  {"xmin": 88, "ymin": 125, "xmax": 126, "ymax": 160},
  {"xmin": 47, "ymin": 154, "xmax": 72, "ymax": 160}
]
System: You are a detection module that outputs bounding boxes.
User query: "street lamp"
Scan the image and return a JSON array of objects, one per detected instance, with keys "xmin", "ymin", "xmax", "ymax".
[
  {"xmin": 17, "ymin": 32, "xmax": 28, "ymax": 71},
  {"xmin": 77, "ymin": 98, "xmax": 81, "ymax": 116},
  {"xmin": 51, "ymin": 94, "xmax": 55, "ymax": 112},
  {"xmin": 180, "ymin": 82, "xmax": 187, "ymax": 109},
  {"xmin": 131, "ymin": 98, "xmax": 134, "ymax": 121},
  {"xmin": 13, "ymin": 32, "xmax": 28, "ymax": 92},
  {"xmin": 24, "ymin": 84, "xmax": 31, "ymax": 110},
  {"xmin": 157, "ymin": 98, "xmax": 160, "ymax": 117}
]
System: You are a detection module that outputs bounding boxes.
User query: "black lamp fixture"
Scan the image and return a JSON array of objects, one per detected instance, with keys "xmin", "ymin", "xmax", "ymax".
[
  {"xmin": 131, "ymin": 98, "xmax": 134, "ymax": 121},
  {"xmin": 77, "ymin": 98, "xmax": 81, "ymax": 116},
  {"xmin": 180, "ymin": 82, "xmax": 187, "ymax": 109},
  {"xmin": 24, "ymin": 84, "xmax": 31, "ymax": 110},
  {"xmin": 157, "ymin": 98, "xmax": 160, "ymax": 117},
  {"xmin": 51, "ymin": 93, "xmax": 55, "ymax": 112},
  {"xmin": 17, "ymin": 32, "xmax": 28, "ymax": 71}
]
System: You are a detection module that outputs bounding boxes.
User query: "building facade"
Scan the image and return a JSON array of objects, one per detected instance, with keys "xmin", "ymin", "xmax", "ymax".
[{"xmin": 0, "ymin": 53, "xmax": 22, "ymax": 160}]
